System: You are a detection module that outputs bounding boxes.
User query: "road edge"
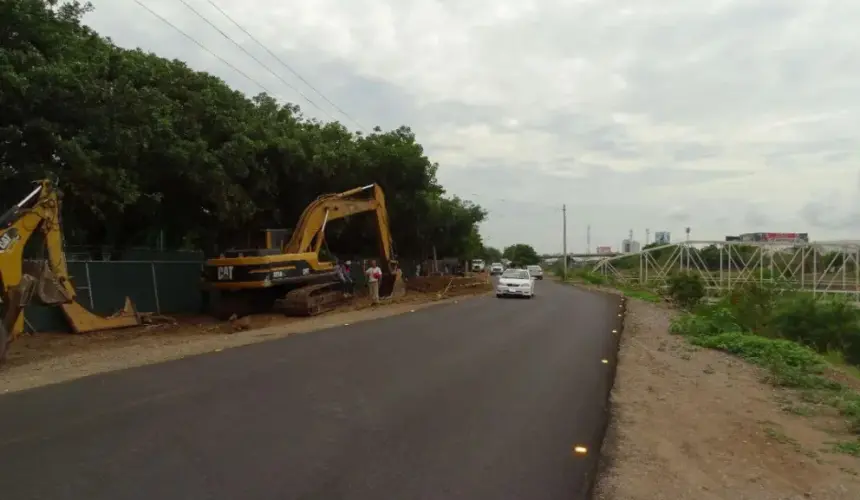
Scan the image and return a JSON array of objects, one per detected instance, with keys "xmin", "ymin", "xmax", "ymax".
[
  {"xmin": 584, "ymin": 287, "xmax": 626, "ymax": 500},
  {"xmin": 0, "ymin": 291, "xmax": 491, "ymax": 394}
]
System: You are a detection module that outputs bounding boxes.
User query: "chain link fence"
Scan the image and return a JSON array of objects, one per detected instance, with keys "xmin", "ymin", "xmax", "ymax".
[{"xmin": 26, "ymin": 260, "xmax": 204, "ymax": 332}]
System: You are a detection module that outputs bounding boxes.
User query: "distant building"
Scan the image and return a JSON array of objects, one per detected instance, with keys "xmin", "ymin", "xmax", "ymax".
[
  {"xmin": 621, "ymin": 239, "xmax": 641, "ymax": 253},
  {"xmin": 725, "ymin": 232, "xmax": 809, "ymax": 243},
  {"xmin": 596, "ymin": 246, "xmax": 613, "ymax": 254},
  {"xmin": 654, "ymin": 231, "xmax": 670, "ymax": 244}
]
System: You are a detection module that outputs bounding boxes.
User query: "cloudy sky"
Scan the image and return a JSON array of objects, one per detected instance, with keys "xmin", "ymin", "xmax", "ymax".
[{"xmin": 83, "ymin": 0, "xmax": 860, "ymax": 254}]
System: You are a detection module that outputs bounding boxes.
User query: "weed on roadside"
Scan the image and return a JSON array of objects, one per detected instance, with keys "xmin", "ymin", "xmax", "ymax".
[{"xmin": 668, "ymin": 274, "xmax": 860, "ymax": 439}]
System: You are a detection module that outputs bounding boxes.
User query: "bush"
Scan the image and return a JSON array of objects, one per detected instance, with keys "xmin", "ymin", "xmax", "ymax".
[
  {"xmin": 770, "ymin": 294, "xmax": 860, "ymax": 365},
  {"xmin": 724, "ymin": 282, "xmax": 782, "ymax": 336},
  {"xmin": 670, "ymin": 307, "xmax": 739, "ymax": 337},
  {"xmin": 666, "ymin": 272, "xmax": 705, "ymax": 309},
  {"xmin": 581, "ymin": 271, "xmax": 607, "ymax": 285}
]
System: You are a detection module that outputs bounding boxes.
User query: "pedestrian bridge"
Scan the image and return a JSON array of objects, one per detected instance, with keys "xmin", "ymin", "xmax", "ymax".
[{"xmin": 590, "ymin": 240, "xmax": 860, "ymax": 298}]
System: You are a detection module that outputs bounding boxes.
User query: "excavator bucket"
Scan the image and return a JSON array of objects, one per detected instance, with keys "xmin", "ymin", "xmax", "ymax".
[
  {"xmin": 21, "ymin": 261, "xmax": 142, "ymax": 334},
  {"xmin": 61, "ymin": 297, "xmax": 141, "ymax": 334},
  {"xmin": 380, "ymin": 269, "xmax": 406, "ymax": 299}
]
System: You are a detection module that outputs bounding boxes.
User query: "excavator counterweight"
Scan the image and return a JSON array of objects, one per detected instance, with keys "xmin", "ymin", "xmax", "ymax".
[{"xmin": 202, "ymin": 183, "xmax": 405, "ymax": 319}]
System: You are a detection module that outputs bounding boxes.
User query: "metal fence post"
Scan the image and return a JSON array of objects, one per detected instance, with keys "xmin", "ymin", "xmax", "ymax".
[
  {"xmin": 84, "ymin": 262, "xmax": 95, "ymax": 310},
  {"xmin": 151, "ymin": 262, "xmax": 161, "ymax": 313}
]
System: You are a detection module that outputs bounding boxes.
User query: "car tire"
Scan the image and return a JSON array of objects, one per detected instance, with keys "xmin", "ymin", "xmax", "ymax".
[{"xmin": 496, "ymin": 294, "xmax": 503, "ymax": 298}]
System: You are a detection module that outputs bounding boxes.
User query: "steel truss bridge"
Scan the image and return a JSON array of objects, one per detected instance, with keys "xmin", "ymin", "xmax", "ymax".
[{"xmin": 591, "ymin": 240, "xmax": 860, "ymax": 298}]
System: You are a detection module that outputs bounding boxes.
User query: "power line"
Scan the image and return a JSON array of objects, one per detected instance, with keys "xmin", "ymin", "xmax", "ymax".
[
  {"xmin": 175, "ymin": 0, "xmax": 339, "ymax": 123},
  {"xmin": 131, "ymin": 0, "xmax": 276, "ymax": 95},
  {"xmin": 461, "ymin": 192, "xmax": 563, "ymax": 213},
  {"xmin": 206, "ymin": 0, "xmax": 368, "ymax": 132}
]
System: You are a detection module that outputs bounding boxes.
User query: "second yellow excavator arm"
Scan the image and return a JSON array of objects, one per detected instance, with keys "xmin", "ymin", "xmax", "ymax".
[
  {"xmin": 0, "ymin": 180, "xmax": 75, "ymax": 299},
  {"xmin": 283, "ymin": 183, "xmax": 396, "ymax": 264}
]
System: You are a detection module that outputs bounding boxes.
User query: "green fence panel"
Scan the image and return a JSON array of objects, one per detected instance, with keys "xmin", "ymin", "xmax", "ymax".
[
  {"xmin": 85, "ymin": 261, "xmax": 158, "ymax": 314},
  {"xmin": 24, "ymin": 305, "xmax": 68, "ymax": 333},
  {"xmin": 153, "ymin": 262, "xmax": 204, "ymax": 314}
]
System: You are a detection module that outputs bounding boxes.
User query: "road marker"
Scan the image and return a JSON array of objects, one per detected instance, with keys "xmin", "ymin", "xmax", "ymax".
[
  {"xmin": 344, "ymin": 323, "xmax": 350, "ymax": 326},
  {"xmin": 572, "ymin": 445, "xmax": 588, "ymax": 455},
  {"xmin": 612, "ymin": 329, "xmax": 617, "ymax": 334},
  {"xmin": 602, "ymin": 359, "xmax": 609, "ymax": 364},
  {"xmin": 617, "ymin": 313, "xmax": 622, "ymax": 317},
  {"xmin": 214, "ymin": 348, "xmax": 223, "ymax": 352}
]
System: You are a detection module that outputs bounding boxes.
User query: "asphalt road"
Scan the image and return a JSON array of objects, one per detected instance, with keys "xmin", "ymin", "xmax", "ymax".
[{"xmin": 0, "ymin": 279, "xmax": 622, "ymax": 500}]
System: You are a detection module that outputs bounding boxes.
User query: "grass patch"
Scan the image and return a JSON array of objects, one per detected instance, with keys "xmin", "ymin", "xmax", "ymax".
[
  {"xmin": 618, "ymin": 287, "xmax": 661, "ymax": 303},
  {"xmin": 834, "ymin": 440, "xmax": 860, "ymax": 457}
]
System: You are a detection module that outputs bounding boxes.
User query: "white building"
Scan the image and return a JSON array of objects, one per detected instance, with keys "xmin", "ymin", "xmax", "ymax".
[{"xmin": 622, "ymin": 239, "xmax": 641, "ymax": 253}]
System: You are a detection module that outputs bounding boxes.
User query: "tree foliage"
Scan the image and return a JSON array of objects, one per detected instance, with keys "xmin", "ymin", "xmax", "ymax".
[
  {"xmin": 502, "ymin": 243, "xmax": 540, "ymax": 266},
  {"xmin": 481, "ymin": 245, "xmax": 503, "ymax": 263},
  {"xmin": 0, "ymin": 0, "xmax": 487, "ymax": 258}
]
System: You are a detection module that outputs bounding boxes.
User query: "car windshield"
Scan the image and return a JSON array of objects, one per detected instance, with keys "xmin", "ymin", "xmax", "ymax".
[{"xmin": 502, "ymin": 270, "xmax": 529, "ymax": 280}]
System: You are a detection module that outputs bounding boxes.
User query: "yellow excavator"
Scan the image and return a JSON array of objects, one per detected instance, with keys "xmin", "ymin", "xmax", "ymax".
[
  {"xmin": 0, "ymin": 180, "xmax": 142, "ymax": 365},
  {"xmin": 202, "ymin": 183, "xmax": 405, "ymax": 318}
]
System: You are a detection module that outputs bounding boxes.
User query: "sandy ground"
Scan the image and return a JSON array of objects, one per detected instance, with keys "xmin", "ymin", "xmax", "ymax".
[
  {"xmin": 1, "ymin": 287, "xmax": 489, "ymax": 394},
  {"xmin": 595, "ymin": 296, "xmax": 860, "ymax": 500}
]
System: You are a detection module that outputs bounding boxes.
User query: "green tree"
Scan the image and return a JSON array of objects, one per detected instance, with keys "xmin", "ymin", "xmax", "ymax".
[
  {"xmin": 503, "ymin": 244, "xmax": 540, "ymax": 266},
  {"xmin": 0, "ymin": 0, "xmax": 487, "ymax": 260},
  {"xmin": 482, "ymin": 246, "xmax": 503, "ymax": 263}
]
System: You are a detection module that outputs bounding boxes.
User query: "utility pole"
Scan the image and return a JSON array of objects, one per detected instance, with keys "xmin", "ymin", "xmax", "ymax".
[
  {"xmin": 586, "ymin": 224, "xmax": 591, "ymax": 254},
  {"xmin": 562, "ymin": 204, "xmax": 567, "ymax": 280}
]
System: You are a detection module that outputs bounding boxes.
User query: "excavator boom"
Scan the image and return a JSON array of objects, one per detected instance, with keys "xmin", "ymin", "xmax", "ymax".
[{"xmin": 283, "ymin": 184, "xmax": 395, "ymax": 265}]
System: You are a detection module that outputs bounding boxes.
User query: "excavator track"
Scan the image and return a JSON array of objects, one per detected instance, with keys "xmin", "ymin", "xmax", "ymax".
[{"xmin": 275, "ymin": 281, "xmax": 350, "ymax": 316}]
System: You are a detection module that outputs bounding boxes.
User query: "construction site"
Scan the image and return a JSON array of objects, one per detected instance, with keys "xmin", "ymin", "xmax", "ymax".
[{"xmin": 0, "ymin": 180, "xmax": 493, "ymax": 381}]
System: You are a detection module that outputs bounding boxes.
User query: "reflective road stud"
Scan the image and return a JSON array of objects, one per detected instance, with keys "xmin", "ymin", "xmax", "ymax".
[{"xmin": 573, "ymin": 445, "xmax": 588, "ymax": 456}]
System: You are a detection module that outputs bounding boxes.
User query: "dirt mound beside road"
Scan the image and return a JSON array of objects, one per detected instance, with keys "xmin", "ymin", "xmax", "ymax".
[{"xmin": 406, "ymin": 274, "xmax": 492, "ymax": 296}]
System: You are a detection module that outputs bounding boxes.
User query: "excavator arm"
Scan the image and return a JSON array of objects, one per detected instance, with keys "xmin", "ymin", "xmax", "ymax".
[
  {"xmin": 0, "ymin": 180, "xmax": 140, "ymax": 364},
  {"xmin": 283, "ymin": 184, "xmax": 396, "ymax": 265}
]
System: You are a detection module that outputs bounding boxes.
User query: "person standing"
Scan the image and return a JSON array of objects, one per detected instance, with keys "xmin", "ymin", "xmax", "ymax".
[{"xmin": 366, "ymin": 259, "xmax": 383, "ymax": 303}]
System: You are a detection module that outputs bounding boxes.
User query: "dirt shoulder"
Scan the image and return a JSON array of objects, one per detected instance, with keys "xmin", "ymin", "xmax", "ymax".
[
  {"xmin": 1, "ymin": 289, "xmax": 487, "ymax": 394},
  {"xmin": 596, "ymin": 296, "xmax": 860, "ymax": 500}
]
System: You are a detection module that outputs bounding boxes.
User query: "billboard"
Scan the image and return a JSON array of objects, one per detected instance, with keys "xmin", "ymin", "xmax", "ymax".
[
  {"xmin": 738, "ymin": 232, "xmax": 809, "ymax": 243},
  {"xmin": 654, "ymin": 231, "xmax": 670, "ymax": 244},
  {"xmin": 596, "ymin": 246, "xmax": 612, "ymax": 254}
]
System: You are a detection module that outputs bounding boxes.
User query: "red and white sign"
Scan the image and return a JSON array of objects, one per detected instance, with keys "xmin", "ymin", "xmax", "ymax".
[{"xmin": 762, "ymin": 232, "xmax": 799, "ymax": 241}]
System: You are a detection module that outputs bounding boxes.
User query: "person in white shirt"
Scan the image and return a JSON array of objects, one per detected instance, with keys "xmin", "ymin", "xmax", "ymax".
[{"xmin": 365, "ymin": 259, "xmax": 383, "ymax": 303}]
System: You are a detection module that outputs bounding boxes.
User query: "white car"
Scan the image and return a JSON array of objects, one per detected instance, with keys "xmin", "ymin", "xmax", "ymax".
[
  {"xmin": 496, "ymin": 268, "xmax": 536, "ymax": 299},
  {"xmin": 527, "ymin": 265, "xmax": 544, "ymax": 280},
  {"xmin": 489, "ymin": 262, "xmax": 504, "ymax": 275}
]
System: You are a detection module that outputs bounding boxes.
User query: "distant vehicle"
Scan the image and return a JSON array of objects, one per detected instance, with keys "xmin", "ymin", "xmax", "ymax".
[
  {"xmin": 496, "ymin": 268, "xmax": 535, "ymax": 299},
  {"xmin": 526, "ymin": 265, "xmax": 544, "ymax": 280},
  {"xmin": 489, "ymin": 262, "xmax": 504, "ymax": 275},
  {"xmin": 471, "ymin": 259, "xmax": 486, "ymax": 272}
]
